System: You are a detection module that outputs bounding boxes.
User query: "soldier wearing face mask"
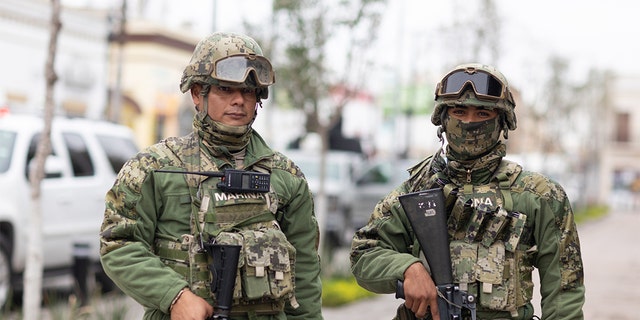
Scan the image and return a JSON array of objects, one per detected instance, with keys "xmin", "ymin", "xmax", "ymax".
[{"xmin": 350, "ymin": 63, "xmax": 585, "ymax": 320}]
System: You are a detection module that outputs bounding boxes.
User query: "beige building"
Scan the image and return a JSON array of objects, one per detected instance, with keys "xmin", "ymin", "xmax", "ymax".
[
  {"xmin": 505, "ymin": 73, "xmax": 640, "ymax": 210},
  {"xmin": 600, "ymin": 75, "xmax": 640, "ymax": 211},
  {"xmin": 6, "ymin": 1, "xmax": 639, "ymax": 211},
  {"xmin": 0, "ymin": 0, "xmax": 110, "ymax": 118},
  {"xmin": 107, "ymin": 21, "xmax": 200, "ymax": 148}
]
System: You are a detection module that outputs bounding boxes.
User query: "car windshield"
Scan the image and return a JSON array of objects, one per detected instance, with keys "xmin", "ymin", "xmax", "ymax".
[
  {"xmin": 0, "ymin": 130, "xmax": 16, "ymax": 174},
  {"xmin": 295, "ymin": 159, "xmax": 343, "ymax": 181}
]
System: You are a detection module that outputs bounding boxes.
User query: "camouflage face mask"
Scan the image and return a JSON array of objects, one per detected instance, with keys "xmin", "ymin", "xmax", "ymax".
[
  {"xmin": 194, "ymin": 114, "xmax": 253, "ymax": 155},
  {"xmin": 443, "ymin": 115, "xmax": 502, "ymax": 160}
]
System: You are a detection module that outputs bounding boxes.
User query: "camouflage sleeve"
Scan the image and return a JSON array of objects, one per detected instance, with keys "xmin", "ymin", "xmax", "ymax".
[
  {"xmin": 518, "ymin": 172, "xmax": 585, "ymax": 319},
  {"xmin": 349, "ymin": 184, "xmax": 422, "ymax": 294},
  {"xmin": 100, "ymin": 146, "xmax": 188, "ymax": 313},
  {"xmin": 270, "ymin": 157, "xmax": 323, "ymax": 319}
]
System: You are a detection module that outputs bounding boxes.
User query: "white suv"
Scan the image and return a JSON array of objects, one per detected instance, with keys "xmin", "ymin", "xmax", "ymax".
[
  {"xmin": 0, "ymin": 113, "xmax": 138, "ymax": 307},
  {"xmin": 285, "ymin": 150, "xmax": 363, "ymax": 252}
]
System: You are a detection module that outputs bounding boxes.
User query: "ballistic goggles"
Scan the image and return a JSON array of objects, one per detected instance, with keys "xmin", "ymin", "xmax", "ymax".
[
  {"xmin": 436, "ymin": 68, "xmax": 508, "ymax": 102},
  {"xmin": 213, "ymin": 54, "xmax": 275, "ymax": 86}
]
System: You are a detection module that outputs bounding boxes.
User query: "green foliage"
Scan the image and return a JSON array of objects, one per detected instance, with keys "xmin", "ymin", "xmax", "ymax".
[
  {"xmin": 322, "ymin": 275, "xmax": 377, "ymax": 307},
  {"xmin": 1, "ymin": 291, "xmax": 131, "ymax": 320},
  {"xmin": 574, "ymin": 204, "xmax": 609, "ymax": 224}
]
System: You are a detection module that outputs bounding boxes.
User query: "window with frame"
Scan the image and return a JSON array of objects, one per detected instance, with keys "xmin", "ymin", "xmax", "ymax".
[
  {"xmin": 96, "ymin": 134, "xmax": 138, "ymax": 173},
  {"xmin": 615, "ymin": 112, "xmax": 630, "ymax": 143},
  {"xmin": 62, "ymin": 132, "xmax": 95, "ymax": 177}
]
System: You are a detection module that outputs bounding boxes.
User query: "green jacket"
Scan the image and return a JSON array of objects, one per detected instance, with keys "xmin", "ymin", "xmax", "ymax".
[
  {"xmin": 350, "ymin": 155, "xmax": 585, "ymax": 320},
  {"xmin": 100, "ymin": 132, "xmax": 323, "ymax": 320}
]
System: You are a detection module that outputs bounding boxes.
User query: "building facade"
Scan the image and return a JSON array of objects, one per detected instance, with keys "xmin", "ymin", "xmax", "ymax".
[
  {"xmin": 106, "ymin": 20, "xmax": 199, "ymax": 147},
  {"xmin": 0, "ymin": 0, "xmax": 109, "ymax": 119},
  {"xmin": 3, "ymin": 0, "xmax": 640, "ymax": 212}
]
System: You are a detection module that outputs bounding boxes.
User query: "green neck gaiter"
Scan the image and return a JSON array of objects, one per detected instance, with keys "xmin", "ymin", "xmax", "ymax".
[
  {"xmin": 445, "ymin": 142, "xmax": 506, "ymax": 185},
  {"xmin": 193, "ymin": 114, "xmax": 252, "ymax": 157}
]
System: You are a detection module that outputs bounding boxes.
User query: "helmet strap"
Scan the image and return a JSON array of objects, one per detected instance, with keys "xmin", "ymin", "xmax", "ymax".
[
  {"xmin": 499, "ymin": 113, "xmax": 509, "ymax": 139},
  {"xmin": 195, "ymin": 84, "xmax": 211, "ymax": 122},
  {"xmin": 437, "ymin": 126, "xmax": 445, "ymax": 142}
]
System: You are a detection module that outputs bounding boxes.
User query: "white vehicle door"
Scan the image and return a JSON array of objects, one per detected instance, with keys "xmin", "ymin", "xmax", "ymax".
[{"xmin": 38, "ymin": 130, "xmax": 102, "ymax": 268}]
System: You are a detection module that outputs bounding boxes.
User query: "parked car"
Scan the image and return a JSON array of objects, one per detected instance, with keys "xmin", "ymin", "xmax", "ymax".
[
  {"xmin": 284, "ymin": 150, "xmax": 364, "ymax": 250},
  {"xmin": 351, "ymin": 158, "xmax": 419, "ymax": 230},
  {"xmin": 0, "ymin": 113, "xmax": 138, "ymax": 307}
]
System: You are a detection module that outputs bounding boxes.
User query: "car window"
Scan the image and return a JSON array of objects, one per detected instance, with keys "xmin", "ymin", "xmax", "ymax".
[
  {"xmin": 62, "ymin": 132, "xmax": 95, "ymax": 177},
  {"xmin": 0, "ymin": 130, "xmax": 16, "ymax": 173},
  {"xmin": 26, "ymin": 133, "xmax": 56, "ymax": 178},
  {"xmin": 96, "ymin": 134, "xmax": 138, "ymax": 173},
  {"xmin": 292, "ymin": 157, "xmax": 353, "ymax": 182},
  {"xmin": 357, "ymin": 160, "xmax": 415, "ymax": 186},
  {"xmin": 326, "ymin": 162, "xmax": 343, "ymax": 180},
  {"xmin": 292, "ymin": 158, "xmax": 320, "ymax": 181},
  {"xmin": 358, "ymin": 164, "xmax": 391, "ymax": 185}
]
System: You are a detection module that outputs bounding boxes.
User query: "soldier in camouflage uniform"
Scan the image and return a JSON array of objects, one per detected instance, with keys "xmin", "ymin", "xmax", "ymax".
[
  {"xmin": 350, "ymin": 63, "xmax": 585, "ymax": 320},
  {"xmin": 100, "ymin": 32, "xmax": 323, "ymax": 320}
]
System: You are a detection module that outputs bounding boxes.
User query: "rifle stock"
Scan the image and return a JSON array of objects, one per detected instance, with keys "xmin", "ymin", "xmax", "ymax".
[{"xmin": 396, "ymin": 188, "xmax": 476, "ymax": 320}]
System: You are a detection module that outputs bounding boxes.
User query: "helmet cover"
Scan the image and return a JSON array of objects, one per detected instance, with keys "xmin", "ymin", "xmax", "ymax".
[
  {"xmin": 431, "ymin": 63, "xmax": 516, "ymax": 131},
  {"xmin": 180, "ymin": 32, "xmax": 273, "ymax": 99}
]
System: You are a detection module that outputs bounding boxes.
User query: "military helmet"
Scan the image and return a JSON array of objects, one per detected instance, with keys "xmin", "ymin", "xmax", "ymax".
[
  {"xmin": 179, "ymin": 32, "xmax": 275, "ymax": 99},
  {"xmin": 431, "ymin": 63, "xmax": 516, "ymax": 130}
]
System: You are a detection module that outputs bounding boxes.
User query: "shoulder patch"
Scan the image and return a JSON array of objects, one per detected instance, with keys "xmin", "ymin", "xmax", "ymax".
[
  {"xmin": 272, "ymin": 152, "xmax": 305, "ymax": 178},
  {"xmin": 518, "ymin": 171, "xmax": 567, "ymax": 200},
  {"xmin": 117, "ymin": 142, "xmax": 182, "ymax": 190}
]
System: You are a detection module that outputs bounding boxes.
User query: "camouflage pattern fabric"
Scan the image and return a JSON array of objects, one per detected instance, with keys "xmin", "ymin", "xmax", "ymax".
[
  {"xmin": 431, "ymin": 63, "xmax": 517, "ymax": 131},
  {"xmin": 351, "ymin": 63, "xmax": 582, "ymax": 320},
  {"xmin": 444, "ymin": 165, "xmax": 532, "ymax": 316},
  {"xmin": 195, "ymin": 116, "xmax": 253, "ymax": 155},
  {"xmin": 215, "ymin": 225, "xmax": 296, "ymax": 304},
  {"xmin": 180, "ymin": 32, "xmax": 272, "ymax": 99},
  {"xmin": 350, "ymin": 151, "xmax": 585, "ymax": 319},
  {"xmin": 443, "ymin": 115, "xmax": 502, "ymax": 160},
  {"xmin": 100, "ymin": 130, "xmax": 322, "ymax": 319}
]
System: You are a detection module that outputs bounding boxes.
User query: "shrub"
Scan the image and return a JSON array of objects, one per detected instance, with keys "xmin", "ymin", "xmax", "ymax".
[{"xmin": 322, "ymin": 276, "xmax": 377, "ymax": 307}]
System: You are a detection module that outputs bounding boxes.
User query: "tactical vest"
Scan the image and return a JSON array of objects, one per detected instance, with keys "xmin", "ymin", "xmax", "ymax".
[
  {"xmin": 152, "ymin": 133, "xmax": 297, "ymax": 316},
  {"xmin": 428, "ymin": 160, "xmax": 535, "ymax": 318}
]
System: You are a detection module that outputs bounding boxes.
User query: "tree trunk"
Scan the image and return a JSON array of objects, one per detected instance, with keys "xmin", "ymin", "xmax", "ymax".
[{"xmin": 24, "ymin": 0, "xmax": 61, "ymax": 318}]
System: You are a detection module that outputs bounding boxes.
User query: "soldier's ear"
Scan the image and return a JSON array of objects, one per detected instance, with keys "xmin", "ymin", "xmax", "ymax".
[{"xmin": 190, "ymin": 85, "xmax": 203, "ymax": 106}]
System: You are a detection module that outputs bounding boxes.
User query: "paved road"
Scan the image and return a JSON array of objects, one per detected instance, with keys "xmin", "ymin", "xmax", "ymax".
[
  {"xmin": 58, "ymin": 210, "xmax": 638, "ymax": 319},
  {"xmin": 322, "ymin": 211, "xmax": 640, "ymax": 319}
]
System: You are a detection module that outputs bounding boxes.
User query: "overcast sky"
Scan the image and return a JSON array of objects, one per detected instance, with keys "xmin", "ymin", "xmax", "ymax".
[
  {"xmin": 132, "ymin": 0, "xmax": 637, "ymax": 86},
  {"xmin": 64, "ymin": 0, "xmax": 639, "ymax": 99}
]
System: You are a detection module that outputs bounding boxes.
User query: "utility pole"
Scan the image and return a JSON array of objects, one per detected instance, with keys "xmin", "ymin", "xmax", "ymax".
[{"xmin": 212, "ymin": 0, "xmax": 217, "ymax": 32}]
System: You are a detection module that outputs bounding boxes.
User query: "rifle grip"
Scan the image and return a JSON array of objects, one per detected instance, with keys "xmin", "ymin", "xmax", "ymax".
[{"xmin": 395, "ymin": 280, "xmax": 405, "ymax": 299}]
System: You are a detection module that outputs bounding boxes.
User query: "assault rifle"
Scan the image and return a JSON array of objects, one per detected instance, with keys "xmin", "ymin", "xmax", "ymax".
[
  {"xmin": 396, "ymin": 188, "xmax": 476, "ymax": 320},
  {"xmin": 204, "ymin": 242, "xmax": 242, "ymax": 319}
]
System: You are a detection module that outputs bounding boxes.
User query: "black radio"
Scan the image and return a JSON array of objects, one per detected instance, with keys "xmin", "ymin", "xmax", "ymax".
[{"xmin": 155, "ymin": 168, "xmax": 270, "ymax": 193}]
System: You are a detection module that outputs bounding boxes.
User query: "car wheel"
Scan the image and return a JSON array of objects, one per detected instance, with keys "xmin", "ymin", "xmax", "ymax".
[{"xmin": 0, "ymin": 235, "xmax": 13, "ymax": 309}]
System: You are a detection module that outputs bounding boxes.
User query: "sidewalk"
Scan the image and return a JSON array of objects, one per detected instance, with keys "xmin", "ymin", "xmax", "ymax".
[
  {"xmin": 323, "ymin": 293, "xmax": 398, "ymax": 319},
  {"xmin": 579, "ymin": 211, "xmax": 639, "ymax": 319}
]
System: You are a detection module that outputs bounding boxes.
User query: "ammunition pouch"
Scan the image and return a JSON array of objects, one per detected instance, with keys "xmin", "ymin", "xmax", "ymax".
[
  {"xmin": 450, "ymin": 209, "xmax": 535, "ymax": 317},
  {"xmin": 214, "ymin": 225, "xmax": 296, "ymax": 312}
]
